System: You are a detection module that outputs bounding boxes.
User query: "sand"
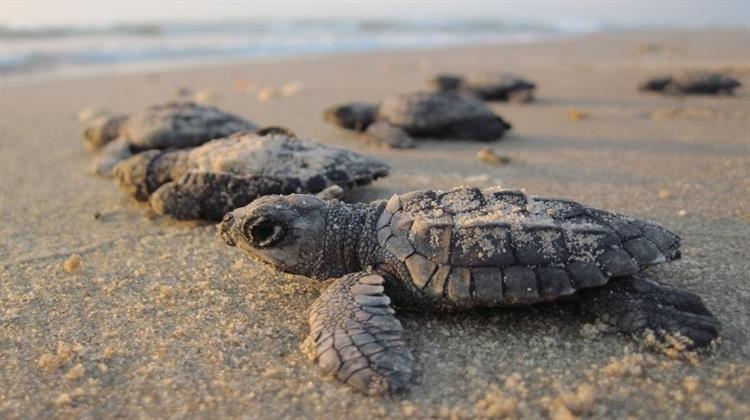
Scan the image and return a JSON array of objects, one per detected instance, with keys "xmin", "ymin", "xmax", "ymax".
[{"xmin": 1, "ymin": 29, "xmax": 749, "ymax": 418}]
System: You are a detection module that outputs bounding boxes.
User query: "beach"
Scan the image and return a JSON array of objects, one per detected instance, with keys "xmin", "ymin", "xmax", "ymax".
[{"xmin": 1, "ymin": 29, "xmax": 749, "ymax": 418}]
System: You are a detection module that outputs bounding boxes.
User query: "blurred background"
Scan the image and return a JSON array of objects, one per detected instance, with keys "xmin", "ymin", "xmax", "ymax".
[{"xmin": 2, "ymin": 1, "xmax": 749, "ymax": 80}]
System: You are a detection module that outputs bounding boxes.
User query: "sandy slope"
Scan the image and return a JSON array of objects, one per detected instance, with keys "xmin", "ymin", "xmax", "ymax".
[{"xmin": 1, "ymin": 29, "xmax": 749, "ymax": 418}]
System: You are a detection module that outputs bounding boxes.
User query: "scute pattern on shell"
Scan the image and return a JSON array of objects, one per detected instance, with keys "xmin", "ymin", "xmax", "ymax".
[
  {"xmin": 123, "ymin": 102, "xmax": 257, "ymax": 150},
  {"xmin": 377, "ymin": 186, "xmax": 681, "ymax": 306},
  {"xmin": 185, "ymin": 132, "xmax": 390, "ymax": 193},
  {"xmin": 376, "ymin": 92, "xmax": 496, "ymax": 132}
]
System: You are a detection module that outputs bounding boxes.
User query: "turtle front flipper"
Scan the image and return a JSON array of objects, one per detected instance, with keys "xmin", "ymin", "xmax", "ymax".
[
  {"xmin": 578, "ymin": 276, "xmax": 721, "ymax": 349},
  {"xmin": 91, "ymin": 137, "xmax": 133, "ymax": 177},
  {"xmin": 307, "ymin": 272, "xmax": 414, "ymax": 395},
  {"xmin": 148, "ymin": 171, "xmax": 286, "ymax": 220},
  {"xmin": 364, "ymin": 122, "xmax": 416, "ymax": 149}
]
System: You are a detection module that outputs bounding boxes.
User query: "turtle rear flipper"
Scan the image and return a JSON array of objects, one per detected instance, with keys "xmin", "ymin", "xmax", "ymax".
[
  {"xmin": 578, "ymin": 276, "xmax": 721, "ymax": 348},
  {"xmin": 306, "ymin": 272, "xmax": 413, "ymax": 395}
]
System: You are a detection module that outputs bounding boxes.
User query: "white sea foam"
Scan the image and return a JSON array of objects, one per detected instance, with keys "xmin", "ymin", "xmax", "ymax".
[{"xmin": 0, "ymin": 18, "xmax": 585, "ymax": 78}]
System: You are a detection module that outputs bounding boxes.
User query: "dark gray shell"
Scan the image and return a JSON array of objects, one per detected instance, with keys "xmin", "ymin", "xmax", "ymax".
[
  {"xmin": 181, "ymin": 132, "xmax": 389, "ymax": 192},
  {"xmin": 376, "ymin": 186, "xmax": 680, "ymax": 306},
  {"xmin": 460, "ymin": 73, "xmax": 535, "ymax": 97},
  {"xmin": 376, "ymin": 92, "xmax": 498, "ymax": 132},
  {"xmin": 123, "ymin": 102, "xmax": 257, "ymax": 150},
  {"xmin": 640, "ymin": 71, "xmax": 741, "ymax": 94}
]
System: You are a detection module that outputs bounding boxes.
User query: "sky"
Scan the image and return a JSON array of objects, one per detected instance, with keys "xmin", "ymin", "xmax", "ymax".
[{"xmin": 2, "ymin": 0, "xmax": 749, "ymax": 28}]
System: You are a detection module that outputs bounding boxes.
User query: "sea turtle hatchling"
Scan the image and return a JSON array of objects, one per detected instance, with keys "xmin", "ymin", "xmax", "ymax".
[
  {"xmin": 219, "ymin": 186, "xmax": 721, "ymax": 395},
  {"xmin": 81, "ymin": 102, "xmax": 257, "ymax": 176},
  {"xmin": 113, "ymin": 131, "xmax": 389, "ymax": 220},
  {"xmin": 431, "ymin": 72, "xmax": 536, "ymax": 102},
  {"xmin": 639, "ymin": 71, "xmax": 742, "ymax": 95},
  {"xmin": 324, "ymin": 91, "xmax": 511, "ymax": 149}
]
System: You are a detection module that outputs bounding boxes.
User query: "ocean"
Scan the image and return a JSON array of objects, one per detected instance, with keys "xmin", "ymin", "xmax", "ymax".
[{"xmin": 0, "ymin": 18, "xmax": 601, "ymax": 80}]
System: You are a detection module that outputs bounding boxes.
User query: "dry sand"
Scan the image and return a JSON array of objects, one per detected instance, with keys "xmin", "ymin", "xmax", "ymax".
[{"xmin": 1, "ymin": 29, "xmax": 749, "ymax": 418}]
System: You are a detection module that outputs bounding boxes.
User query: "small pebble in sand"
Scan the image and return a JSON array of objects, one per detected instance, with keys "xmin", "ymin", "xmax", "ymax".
[
  {"xmin": 63, "ymin": 254, "xmax": 82, "ymax": 273},
  {"xmin": 658, "ymin": 190, "xmax": 671, "ymax": 199},
  {"xmin": 193, "ymin": 89, "xmax": 219, "ymax": 104},
  {"xmin": 567, "ymin": 107, "xmax": 588, "ymax": 121},
  {"xmin": 233, "ymin": 79, "xmax": 255, "ymax": 93},
  {"xmin": 477, "ymin": 147, "xmax": 511, "ymax": 165},
  {"xmin": 280, "ymin": 81, "xmax": 304, "ymax": 97},
  {"xmin": 257, "ymin": 87, "xmax": 280, "ymax": 102},
  {"xmin": 678, "ymin": 209, "xmax": 688, "ymax": 217},
  {"xmin": 93, "ymin": 211, "xmax": 103, "ymax": 220}
]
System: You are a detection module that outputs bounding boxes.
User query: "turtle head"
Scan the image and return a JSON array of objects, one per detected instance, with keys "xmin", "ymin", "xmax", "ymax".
[
  {"xmin": 639, "ymin": 76, "xmax": 673, "ymax": 92},
  {"xmin": 323, "ymin": 102, "xmax": 378, "ymax": 131},
  {"xmin": 82, "ymin": 114, "xmax": 128, "ymax": 152},
  {"xmin": 431, "ymin": 74, "xmax": 463, "ymax": 91},
  {"xmin": 219, "ymin": 194, "xmax": 330, "ymax": 278}
]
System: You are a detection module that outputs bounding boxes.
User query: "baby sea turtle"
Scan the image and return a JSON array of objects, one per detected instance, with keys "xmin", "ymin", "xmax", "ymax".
[
  {"xmin": 324, "ymin": 92, "xmax": 511, "ymax": 149},
  {"xmin": 220, "ymin": 186, "xmax": 721, "ymax": 395},
  {"xmin": 431, "ymin": 72, "xmax": 536, "ymax": 102},
  {"xmin": 113, "ymin": 131, "xmax": 389, "ymax": 220},
  {"xmin": 81, "ymin": 102, "xmax": 257, "ymax": 176},
  {"xmin": 639, "ymin": 71, "xmax": 741, "ymax": 95}
]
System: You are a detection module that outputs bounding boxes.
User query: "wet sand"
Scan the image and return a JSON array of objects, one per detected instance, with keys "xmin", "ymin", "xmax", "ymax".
[{"xmin": 1, "ymin": 29, "xmax": 749, "ymax": 418}]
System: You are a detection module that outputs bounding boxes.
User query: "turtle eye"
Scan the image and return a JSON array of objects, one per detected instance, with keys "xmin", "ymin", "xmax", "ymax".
[{"xmin": 245, "ymin": 217, "xmax": 286, "ymax": 248}]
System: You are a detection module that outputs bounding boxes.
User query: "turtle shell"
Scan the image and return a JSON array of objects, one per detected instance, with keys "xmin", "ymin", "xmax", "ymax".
[
  {"xmin": 123, "ymin": 102, "xmax": 257, "ymax": 151},
  {"xmin": 183, "ymin": 132, "xmax": 390, "ymax": 193},
  {"xmin": 461, "ymin": 73, "xmax": 535, "ymax": 96},
  {"xmin": 669, "ymin": 71, "xmax": 741, "ymax": 94},
  {"xmin": 640, "ymin": 71, "xmax": 741, "ymax": 94},
  {"xmin": 376, "ymin": 186, "xmax": 680, "ymax": 306},
  {"xmin": 376, "ymin": 92, "xmax": 497, "ymax": 134}
]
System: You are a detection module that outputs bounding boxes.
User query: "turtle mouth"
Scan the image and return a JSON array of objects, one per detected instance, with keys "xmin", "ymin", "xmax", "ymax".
[{"xmin": 244, "ymin": 217, "xmax": 286, "ymax": 248}]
